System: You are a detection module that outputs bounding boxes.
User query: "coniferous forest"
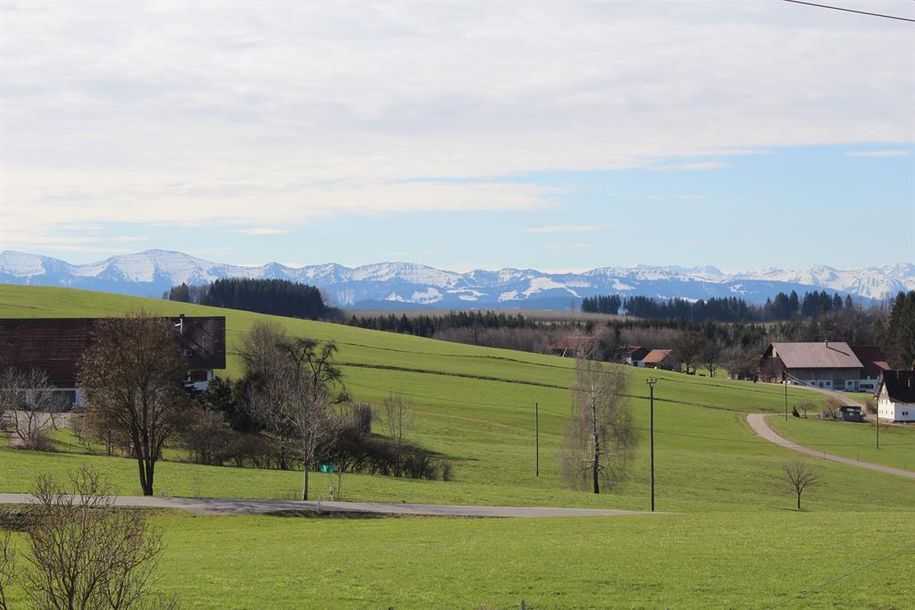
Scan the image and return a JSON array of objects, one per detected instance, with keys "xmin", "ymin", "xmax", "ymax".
[{"xmin": 165, "ymin": 278, "xmax": 337, "ymax": 320}]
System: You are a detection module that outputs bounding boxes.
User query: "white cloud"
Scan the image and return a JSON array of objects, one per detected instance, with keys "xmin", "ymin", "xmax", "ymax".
[
  {"xmin": 844, "ymin": 150, "xmax": 911, "ymax": 158},
  {"xmin": 1, "ymin": 1, "xmax": 913, "ymax": 241},
  {"xmin": 666, "ymin": 161, "xmax": 728, "ymax": 171},
  {"xmin": 525, "ymin": 225, "xmax": 602, "ymax": 234},
  {"xmin": 235, "ymin": 227, "xmax": 292, "ymax": 235},
  {"xmin": 546, "ymin": 242, "xmax": 592, "ymax": 250}
]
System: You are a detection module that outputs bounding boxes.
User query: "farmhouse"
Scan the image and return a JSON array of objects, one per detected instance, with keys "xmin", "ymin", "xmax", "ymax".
[
  {"xmin": 641, "ymin": 348, "xmax": 678, "ymax": 371},
  {"xmin": 760, "ymin": 341, "xmax": 869, "ymax": 390},
  {"xmin": 848, "ymin": 345, "xmax": 891, "ymax": 393},
  {"xmin": 550, "ymin": 336, "xmax": 594, "ymax": 358},
  {"xmin": 0, "ymin": 316, "xmax": 226, "ymax": 405},
  {"xmin": 617, "ymin": 344, "xmax": 650, "ymax": 366},
  {"xmin": 875, "ymin": 370, "xmax": 915, "ymax": 423}
]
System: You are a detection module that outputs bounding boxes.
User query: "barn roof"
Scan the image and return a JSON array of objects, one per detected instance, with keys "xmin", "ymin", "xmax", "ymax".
[
  {"xmin": 850, "ymin": 345, "xmax": 891, "ymax": 378},
  {"xmin": 770, "ymin": 342, "xmax": 862, "ymax": 370},
  {"xmin": 878, "ymin": 370, "xmax": 915, "ymax": 403},
  {"xmin": 0, "ymin": 317, "xmax": 226, "ymax": 387},
  {"xmin": 642, "ymin": 349, "xmax": 673, "ymax": 364}
]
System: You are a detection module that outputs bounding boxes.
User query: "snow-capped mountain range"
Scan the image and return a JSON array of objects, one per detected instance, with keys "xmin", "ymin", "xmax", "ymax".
[{"xmin": 1, "ymin": 250, "xmax": 913, "ymax": 309}]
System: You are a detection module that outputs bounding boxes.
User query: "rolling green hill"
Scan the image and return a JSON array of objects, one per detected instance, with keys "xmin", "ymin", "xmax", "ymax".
[
  {"xmin": 1, "ymin": 285, "xmax": 912, "ymax": 513},
  {"xmin": 2, "ymin": 285, "xmax": 914, "ymax": 608}
]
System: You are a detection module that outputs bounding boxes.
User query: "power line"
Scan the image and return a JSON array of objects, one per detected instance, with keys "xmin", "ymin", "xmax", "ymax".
[
  {"xmin": 782, "ymin": 0, "xmax": 915, "ymax": 23},
  {"xmin": 346, "ymin": 379, "xmax": 915, "ymax": 448},
  {"xmin": 773, "ymin": 543, "xmax": 915, "ymax": 607}
]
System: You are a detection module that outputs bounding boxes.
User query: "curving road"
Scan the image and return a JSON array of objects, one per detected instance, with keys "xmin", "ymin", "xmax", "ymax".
[
  {"xmin": 0, "ymin": 493, "xmax": 660, "ymax": 518},
  {"xmin": 747, "ymin": 413, "xmax": 915, "ymax": 480}
]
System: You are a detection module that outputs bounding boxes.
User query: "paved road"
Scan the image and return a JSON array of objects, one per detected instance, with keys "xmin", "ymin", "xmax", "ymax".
[
  {"xmin": 0, "ymin": 493, "xmax": 658, "ymax": 518},
  {"xmin": 746, "ymin": 413, "xmax": 915, "ymax": 481}
]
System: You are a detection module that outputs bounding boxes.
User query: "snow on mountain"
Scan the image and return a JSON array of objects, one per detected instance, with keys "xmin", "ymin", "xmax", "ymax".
[{"xmin": 1, "ymin": 249, "xmax": 912, "ymax": 308}]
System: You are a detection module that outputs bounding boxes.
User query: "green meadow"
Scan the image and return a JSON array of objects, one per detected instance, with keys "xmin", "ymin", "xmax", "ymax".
[
  {"xmin": 770, "ymin": 415, "xmax": 915, "ymax": 472},
  {"xmin": 1, "ymin": 285, "xmax": 913, "ymax": 608}
]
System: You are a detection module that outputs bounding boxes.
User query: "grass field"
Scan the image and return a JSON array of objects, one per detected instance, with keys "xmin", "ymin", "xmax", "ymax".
[
  {"xmin": 3, "ymin": 511, "xmax": 913, "ymax": 609},
  {"xmin": 1, "ymin": 285, "xmax": 913, "ymax": 608},
  {"xmin": 770, "ymin": 416, "xmax": 915, "ymax": 472}
]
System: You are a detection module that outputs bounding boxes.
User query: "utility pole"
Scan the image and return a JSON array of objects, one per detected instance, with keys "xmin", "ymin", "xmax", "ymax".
[
  {"xmin": 876, "ymin": 405, "xmax": 880, "ymax": 450},
  {"xmin": 646, "ymin": 378, "xmax": 657, "ymax": 512},
  {"xmin": 535, "ymin": 402, "xmax": 540, "ymax": 477},
  {"xmin": 784, "ymin": 375, "xmax": 788, "ymax": 421}
]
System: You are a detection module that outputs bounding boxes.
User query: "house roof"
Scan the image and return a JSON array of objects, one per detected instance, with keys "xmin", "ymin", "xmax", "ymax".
[
  {"xmin": 850, "ymin": 345, "xmax": 891, "ymax": 378},
  {"xmin": 551, "ymin": 336, "xmax": 593, "ymax": 351},
  {"xmin": 878, "ymin": 370, "xmax": 915, "ymax": 403},
  {"xmin": 0, "ymin": 317, "xmax": 226, "ymax": 387},
  {"xmin": 617, "ymin": 345, "xmax": 650, "ymax": 360},
  {"xmin": 642, "ymin": 349, "xmax": 673, "ymax": 364},
  {"xmin": 770, "ymin": 342, "xmax": 862, "ymax": 370}
]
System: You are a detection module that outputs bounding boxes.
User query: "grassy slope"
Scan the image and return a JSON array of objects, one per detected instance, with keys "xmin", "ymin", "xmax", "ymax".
[
  {"xmin": 1, "ymin": 285, "xmax": 914, "ymax": 513},
  {"xmin": 2, "ymin": 285, "xmax": 915, "ymax": 608}
]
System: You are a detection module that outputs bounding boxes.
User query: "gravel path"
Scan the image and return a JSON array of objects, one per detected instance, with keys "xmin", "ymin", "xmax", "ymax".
[
  {"xmin": 746, "ymin": 413, "xmax": 915, "ymax": 480},
  {"xmin": 0, "ymin": 493, "xmax": 658, "ymax": 518}
]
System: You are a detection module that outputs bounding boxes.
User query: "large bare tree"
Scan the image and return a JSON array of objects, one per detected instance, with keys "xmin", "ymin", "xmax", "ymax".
[
  {"xmin": 561, "ymin": 345, "xmax": 637, "ymax": 494},
  {"xmin": 241, "ymin": 323, "xmax": 346, "ymax": 501},
  {"xmin": 79, "ymin": 314, "xmax": 190, "ymax": 496},
  {"xmin": 0, "ymin": 367, "xmax": 67, "ymax": 449}
]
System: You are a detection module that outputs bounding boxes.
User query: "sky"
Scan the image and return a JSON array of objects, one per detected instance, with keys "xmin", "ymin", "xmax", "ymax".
[{"xmin": 1, "ymin": 0, "xmax": 913, "ymax": 273}]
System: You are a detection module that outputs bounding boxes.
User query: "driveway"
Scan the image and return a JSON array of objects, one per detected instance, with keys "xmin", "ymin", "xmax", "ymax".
[
  {"xmin": 0, "ymin": 493, "xmax": 659, "ymax": 517},
  {"xmin": 746, "ymin": 413, "xmax": 915, "ymax": 481}
]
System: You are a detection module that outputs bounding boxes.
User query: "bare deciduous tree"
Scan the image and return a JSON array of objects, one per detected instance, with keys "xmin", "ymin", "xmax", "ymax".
[
  {"xmin": 380, "ymin": 393, "xmax": 413, "ymax": 445},
  {"xmin": 0, "ymin": 530, "xmax": 13, "ymax": 610},
  {"xmin": 241, "ymin": 323, "xmax": 346, "ymax": 501},
  {"xmin": 0, "ymin": 367, "xmax": 67, "ymax": 450},
  {"xmin": 781, "ymin": 460, "xmax": 821, "ymax": 510},
  {"xmin": 561, "ymin": 346, "xmax": 637, "ymax": 494},
  {"xmin": 79, "ymin": 314, "xmax": 190, "ymax": 496},
  {"xmin": 795, "ymin": 401, "xmax": 816, "ymax": 419},
  {"xmin": 700, "ymin": 339, "xmax": 721, "ymax": 378},
  {"xmin": 22, "ymin": 467, "xmax": 168, "ymax": 609}
]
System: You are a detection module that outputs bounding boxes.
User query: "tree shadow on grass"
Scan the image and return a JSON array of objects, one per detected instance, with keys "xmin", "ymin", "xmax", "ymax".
[{"xmin": 264, "ymin": 509, "xmax": 400, "ymax": 520}]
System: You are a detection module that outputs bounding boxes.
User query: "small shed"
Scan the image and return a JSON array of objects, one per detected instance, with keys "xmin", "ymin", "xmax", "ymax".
[{"xmin": 838, "ymin": 406, "xmax": 864, "ymax": 422}]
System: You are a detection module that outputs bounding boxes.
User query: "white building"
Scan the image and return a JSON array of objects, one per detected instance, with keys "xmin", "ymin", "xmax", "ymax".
[{"xmin": 875, "ymin": 370, "xmax": 915, "ymax": 423}]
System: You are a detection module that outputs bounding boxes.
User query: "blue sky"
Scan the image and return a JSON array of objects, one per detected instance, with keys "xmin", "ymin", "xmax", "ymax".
[{"xmin": 1, "ymin": 1, "xmax": 913, "ymax": 272}]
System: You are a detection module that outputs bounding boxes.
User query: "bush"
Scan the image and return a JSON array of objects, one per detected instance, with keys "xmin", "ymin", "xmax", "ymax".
[{"xmin": 322, "ymin": 427, "xmax": 451, "ymax": 481}]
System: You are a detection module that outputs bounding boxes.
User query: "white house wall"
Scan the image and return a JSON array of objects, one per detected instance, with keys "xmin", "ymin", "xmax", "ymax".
[{"xmin": 877, "ymin": 387, "xmax": 915, "ymax": 422}]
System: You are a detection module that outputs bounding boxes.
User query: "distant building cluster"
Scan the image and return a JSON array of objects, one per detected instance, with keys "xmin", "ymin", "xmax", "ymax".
[{"xmin": 551, "ymin": 334, "xmax": 913, "ymax": 423}]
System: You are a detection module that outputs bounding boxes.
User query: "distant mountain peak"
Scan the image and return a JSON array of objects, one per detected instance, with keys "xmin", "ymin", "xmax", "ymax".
[{"xmin": 1, "ymin": 250, "xmax": 912, "ymax": 308}]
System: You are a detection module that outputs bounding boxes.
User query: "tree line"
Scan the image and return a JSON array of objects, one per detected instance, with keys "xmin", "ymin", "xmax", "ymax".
[
  {"xmin": 581, "ymin": 290, "xmax": 857, "ymax": 322},
  {"xmin": 165, "ymin": 278, "xmax": 339, "ymax": 321},
  {"xmin": 346, "ymin": 310, "xmax": 536, "ymax": 338},
  {"xmin": 886, "ymin": 290, "xmax": 915, "ymax": 369}
]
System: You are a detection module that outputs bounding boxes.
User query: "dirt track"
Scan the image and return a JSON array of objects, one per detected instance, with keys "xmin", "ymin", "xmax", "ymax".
[
  {"xmin": 0, "ymin": 493, "xmax": 661, "ymax": 518},
  {"xmin": 746, "ymin": 413, "xmax": 915, "ymax": 481}
]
